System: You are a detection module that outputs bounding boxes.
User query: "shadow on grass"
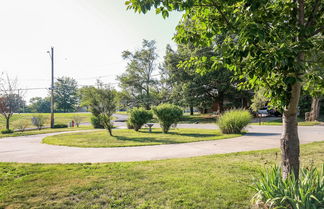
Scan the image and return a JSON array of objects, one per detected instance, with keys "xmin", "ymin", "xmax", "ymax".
[
  {"xmin": 115, "ymin": 131, "xmax": 219, "ymax": 144},
  {"xmin": 245, "ymin": 133, "xmax": 281, "ymax": 137},
  {"xmin": 115, "ymin": 136, "xmax": 180, "ymax": 144},
  {"xmin": 139, "ymin": 130, "xmax": 217, "ymax": 138}
]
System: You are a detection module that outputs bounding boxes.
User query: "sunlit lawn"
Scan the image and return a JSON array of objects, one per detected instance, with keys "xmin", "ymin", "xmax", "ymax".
[
  {"xmin": 0, "ymin": 141, "xmax": 323, "ymax": 208},
  {"xmin": 0, "ymin": 113, "xmax": 92, "ymax": 130},
  {"xmin": 43, "ymin": 128, "xmax": 242, "ymax": 147},
  {"xmin": 0, "ymin": 126, "xmax": 94, "ymax": 138}
]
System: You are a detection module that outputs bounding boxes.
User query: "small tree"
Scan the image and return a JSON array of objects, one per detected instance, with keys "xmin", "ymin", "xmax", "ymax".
[
  {"xmin": 0, "ymin": 76, "xmax": 21, "ymax": 130},
  {"xmin": 129, "ymin": 107, "xmax": 153, "ymax": 131},
  {"xmin": 152, "ymin": 103, "xmax": 182, "ymax": 133},
  {"xmin": 81, "ymin": 81, "xmax": 117, "ymax": 136},
  {"xmin": 32, "ymin": 115, "xmax": 47, "ymax": 130}
]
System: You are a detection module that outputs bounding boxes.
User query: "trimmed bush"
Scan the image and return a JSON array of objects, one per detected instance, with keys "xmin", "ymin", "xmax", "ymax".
[
  {"xmin": 31, "ymin": 115, "xmax": 47, "ymax": 130},
  {"xmin": 1, "ymin": 129, "xmax": 14, "ymax": 134},
  {"xmin": 128, "ymin": 107, "xmax": 153, "ymax": 131},
  {"xmin": 217, "ymin": 109, "xmax": 251, "ymax": 134},
  {"xmin": 152, "ymin": 103, "xmax": 183, "ymax": 133},
  {"xmin": 252, "ymin": 165, "xmax": 324, "ymax": 209},
  {"xmin": 91, "ymin": 116, "xmax": 104, "ymax": 129},
  {"xmin": 53, "ymin": 124, "xmax": 68, "ymax": 129}
]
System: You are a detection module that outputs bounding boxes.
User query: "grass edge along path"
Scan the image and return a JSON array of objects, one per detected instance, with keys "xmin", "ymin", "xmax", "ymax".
[
  {"xmin": 0, "ymin": 126, "xmax": 94, "ymax": 138},
  {"xmin": 0, "ymin": 141, "xmax": 323, "ymax": 209},
  {"xmin": 42, "ymin": 128, "xmax": 243, "ymax": 148}
]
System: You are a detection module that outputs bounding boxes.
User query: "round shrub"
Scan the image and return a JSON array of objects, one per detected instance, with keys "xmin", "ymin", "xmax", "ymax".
[
  {"xmin": 217, "ymin": 109, "xmax": 252, "ymax": 134},
  {"xmin": 1, "ymin": 129, "xmax": 14, "ymax": 134},
  {"xmin": 152, "ymin": 103, "xmax": 183, "ymax": 133},
  {"xmin": 91, "ymin": 116, "xmax": 104, "ymax": 129},
  {"xmin": 53, "ymin": 124, "xmax": 68, "ymax": 129},
  {"xmin": 128, "ymin": 107, "xmax": 153, "ymax": 131}
]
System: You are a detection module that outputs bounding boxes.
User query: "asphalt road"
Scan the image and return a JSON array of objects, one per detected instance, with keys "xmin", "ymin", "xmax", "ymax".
[{"xmin": 0, "ymin": 124, "xmax": 323, "ymax": 163}]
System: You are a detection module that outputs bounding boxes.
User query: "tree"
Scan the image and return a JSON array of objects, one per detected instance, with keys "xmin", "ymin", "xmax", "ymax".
[
  {"xmin": 117, "ymin": 39, "xmax": 158, "ymax": 110},
  {"xmin": 161, "ymin": 44, "xmax": 249, "ymax": 114},
  {"xmin": 54, "ymin": 77, "xmax": 79, "ymax": 113},
  {"xmin": 0, "ymin": 76, "xmax": 20, "ymax": 130},
  {"xmin": 304, "ymin": 50, "xmax": 324, "ymax": 121},
  {"xmin": 125, "ymin": 0, "xmax": 323, "ymax": 178},
  {"xmin": 80, "ymin": 81, "xmax": 117, "ymax": 136},
  {"xmin": 28, "ymin": 97, "xmax": 51, "ymax": 113}
]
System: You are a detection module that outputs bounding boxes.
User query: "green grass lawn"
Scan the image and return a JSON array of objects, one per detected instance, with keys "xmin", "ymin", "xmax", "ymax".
[
  {"xmin": 0, "ymin": 126, "xmax": 94, "ymax": 138},
  {"xmin": 0, "ymin": 113, "xmax": 92, "ymax": 130},
  {"xmin": 0, "ymin": 141, "xmax": 323, "ymax": 209},
  {"xmin": 43, "ymin": 128, "xmax": 242, "ymax": 147}
]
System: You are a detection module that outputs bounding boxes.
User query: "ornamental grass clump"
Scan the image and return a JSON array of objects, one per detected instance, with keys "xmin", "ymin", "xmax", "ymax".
[
  {"xmin": 252, "ymin": 165, "xmax": 324, "ymax": 209},
  {"xmin": 152, "ymin": 103, "xmax": 182, "ymax": 133},
  {"xmin": 217, "ymin": 109, "xmax": 252, "ymax": 134},
  {"xmin": 128, "ymin": 107, "xmax": 153, "ymax": 131}
]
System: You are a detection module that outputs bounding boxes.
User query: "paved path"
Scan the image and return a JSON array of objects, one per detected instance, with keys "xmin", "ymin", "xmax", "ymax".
[{"xmin": 0, "ymin": 125, "xmax": 323, "ymax": 163}]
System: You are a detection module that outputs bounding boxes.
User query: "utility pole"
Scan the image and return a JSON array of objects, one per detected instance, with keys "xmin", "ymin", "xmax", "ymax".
[{"xmin": 47, "ymin": 47, "xmax": 55, "ymax": 128}]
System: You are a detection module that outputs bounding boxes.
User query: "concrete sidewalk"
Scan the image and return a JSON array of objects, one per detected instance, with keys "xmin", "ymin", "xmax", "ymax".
[{"xmin": 0, "ymin": 125, "xmax": 323, "ymax": 164}]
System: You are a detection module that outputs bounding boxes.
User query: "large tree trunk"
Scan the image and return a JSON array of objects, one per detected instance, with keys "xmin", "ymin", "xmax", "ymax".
[
  {"xmin": 189, "ymin": 106, "xmax": 194, "ymax": 115},
  {"xmin": 280, "ymin": 82, "xmax": 301, "ymax": 179},
  {"xmin": 309, "ymin": 97, "xmax": 320, "ymax": 121}
]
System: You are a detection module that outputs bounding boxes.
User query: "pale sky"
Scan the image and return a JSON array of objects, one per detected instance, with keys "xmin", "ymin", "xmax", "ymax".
[{"xmin": 0, "ymin": 0, "xmax": 182, "ymax": 102}]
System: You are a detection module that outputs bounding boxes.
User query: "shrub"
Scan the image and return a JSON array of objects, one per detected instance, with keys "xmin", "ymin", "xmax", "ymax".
[
  {"xmin": 53, "ymin": 123, "xmax": 68, "ymax": 129},
  {"xmin": 1, "ymin": 129, "xmax": 14, "ymax": 134},
  {"xmin": 252, "ymin": 165, "xmax": 324, "ymax": 209},
  {"xmin": 128, "ymin": 107, "xmax": 153, "ymax": 131},
  {"xmin": 13, "ymin": 119, "xmax": 30, "ymax": 132},
  {"xmin": 91, "ymin": 116, "xmax": 104, "ymax": 129},
  {"xmin": 31, "ymin": 115, "xmax": 47, "ymax": 130},
  {"xmin": 72, "ymin": 115, "xmax": 82, "ymax": 127},
  {"xmin": 217, "ymin": 109, "xmax": 252, "ymax": 134},
  {"xmin": 152, "ymin": 103, "xmax": 183, "ymax": 133}
]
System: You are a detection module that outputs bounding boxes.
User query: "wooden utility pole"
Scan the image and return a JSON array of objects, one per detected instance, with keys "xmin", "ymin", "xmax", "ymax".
[{"xmin": 48, "ymin": 47, "xmax": 55, "ymax": 128}]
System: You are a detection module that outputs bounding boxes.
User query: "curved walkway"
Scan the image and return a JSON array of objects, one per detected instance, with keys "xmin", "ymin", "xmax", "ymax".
[{"xmin": 0, "ymin": 125, "xmax": 323, "ymax": 163}]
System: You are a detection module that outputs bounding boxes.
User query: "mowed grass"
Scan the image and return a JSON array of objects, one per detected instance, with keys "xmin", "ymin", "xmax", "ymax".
[
  {"xmin": 43, "ymin": 128, "xmax": 242, "ymax": 147},
  {"xmin": 0, "ymin": 141, "xmax": 323, "ymax": 209},
  {"xmin": 0, "ymin": 126, "xmax": 94, "ymax": 138},
  {"xmin": 0, "ymin": 113, "xmax": 92, "ymax": 130}
]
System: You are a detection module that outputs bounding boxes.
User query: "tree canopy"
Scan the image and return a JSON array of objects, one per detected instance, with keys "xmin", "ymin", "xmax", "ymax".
[
  {"xmin": 54, "ymin": 77, "xmax": 79, "ymax": 113},
  {"xmin": 125, "ymin": 0, "xmax": 324, "ymax": 178}
]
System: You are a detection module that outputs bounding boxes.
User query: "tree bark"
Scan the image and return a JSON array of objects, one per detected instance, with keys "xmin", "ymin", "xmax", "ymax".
[
  {"xmin": 218, "ymin": 97, "xmax": 224, "ymax": 113},
  {"xmin": 108, "ymin": 127, "xmax": 113, "ymax": 136},
  {"xmin": 190, "ymin": 106, "xmax": 194, "ymax": 115},
  {"xmin": 280, "ymin": 82, "xmax": 301, "ymax": 179},
  {"xmin": 309, "ymin": 97, "xmax": 320, "ymax": 121},
  {"xmin": 6, "ymin": 117, "xmax": 10, "ymax": 130}
]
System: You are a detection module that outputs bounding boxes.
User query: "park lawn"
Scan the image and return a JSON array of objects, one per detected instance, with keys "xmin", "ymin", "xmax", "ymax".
[
  {"xmin": 0, "ymin": 126, "xmax": 94, "ymax": 138},
  {"xmin": 0, "ymin": 141, "xmax": 323, "ymax": 209},
  {"xmin": 43, "ymin": 128, "xmax": 242, "ymax": 147},
  {"xmin": 0, "ymin": 113, "xmax": 92, "ymax": 130}
]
